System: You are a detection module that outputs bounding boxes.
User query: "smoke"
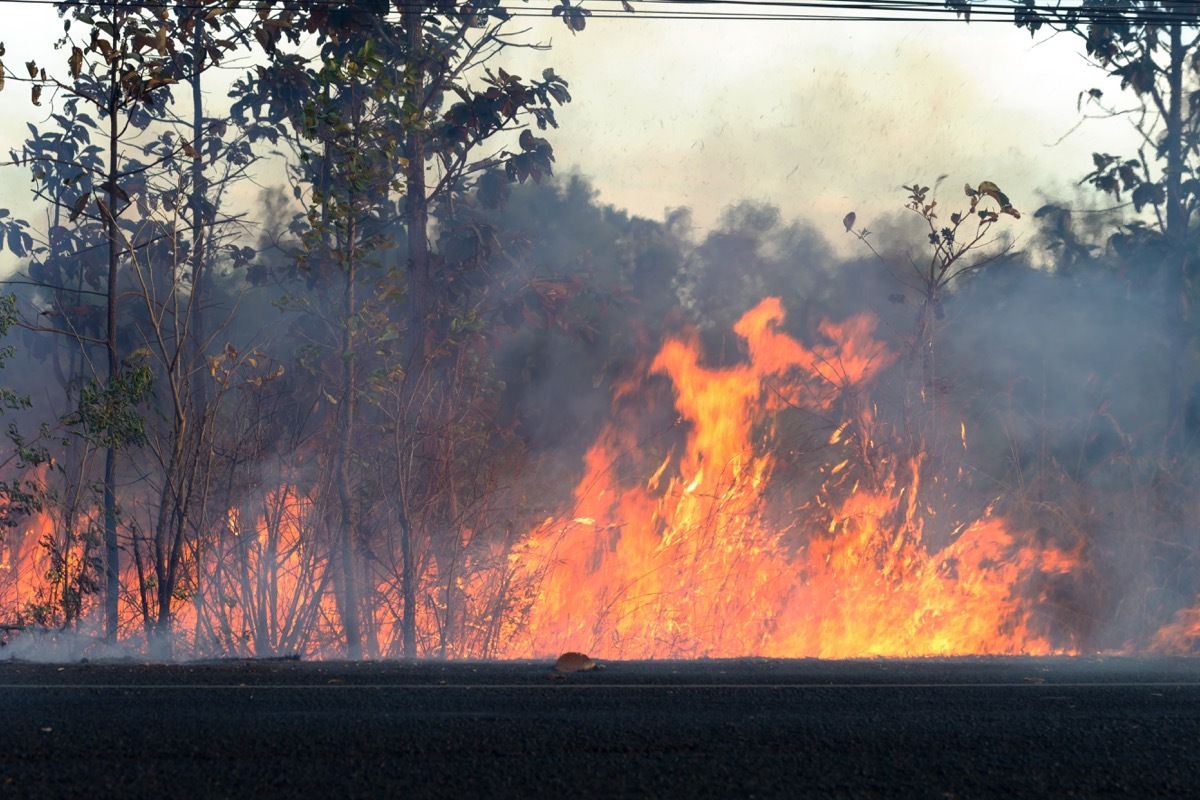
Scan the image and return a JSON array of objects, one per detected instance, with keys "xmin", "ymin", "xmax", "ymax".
[
  {"xmin": 0, "ymin": 623, "xmax": 138, "ymax": 664},
  {"xmin": 942, "ymin": 261, "xmax": 1194, "ymax": 650},
  {"xmin": 498, "ymin": 17, "xmax": 1134, "ymax": 248},
  {"xmin": 486, "ymin": 173, "xmax": 1200, "ymax": 653},
  {"xmin": 1, "ymin": 0, "xmax": 1194, "ymax": 661},
  {"xmin": 4, "ymin": 158, "xmax": 1200, "ymax": 658}
]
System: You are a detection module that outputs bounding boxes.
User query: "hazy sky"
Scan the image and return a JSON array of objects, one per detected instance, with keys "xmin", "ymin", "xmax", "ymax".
[
  {"xmin": 0, "ymin": 5, "xmax": 1139, "ymax": 271},
  {"xmin": 507, "ymin": 16, "xmax": 1135, "ymax": 237}
]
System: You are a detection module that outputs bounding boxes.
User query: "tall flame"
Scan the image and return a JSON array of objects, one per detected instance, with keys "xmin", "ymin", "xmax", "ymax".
[
  {"xmin": 497, "ymin": 298, "xmax": 1080, "ymax": 658},
  {"xmin": 20, "ymin": 297, "xmax": 1196, "ymax": 658}
]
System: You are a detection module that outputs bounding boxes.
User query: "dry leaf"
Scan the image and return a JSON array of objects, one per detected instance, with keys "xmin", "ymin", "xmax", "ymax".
[{"xmin": 554, "ymin": 651, "xmax": 596, "ymax": 673}]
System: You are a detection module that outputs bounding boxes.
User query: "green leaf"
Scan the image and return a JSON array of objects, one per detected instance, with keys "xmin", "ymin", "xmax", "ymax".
[{"xmin": 7, "ymin": 227, "xmax": 24, "ymax": 257}]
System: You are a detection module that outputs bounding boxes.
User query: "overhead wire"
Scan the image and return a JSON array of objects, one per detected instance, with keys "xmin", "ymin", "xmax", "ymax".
[
  {"xmin": 524, "ymin": 0, "xmax": 1200, "ymax": 23},
  {"xmin": 0, "ymin": 0, "xmax": 1198, "ymax": 24}
]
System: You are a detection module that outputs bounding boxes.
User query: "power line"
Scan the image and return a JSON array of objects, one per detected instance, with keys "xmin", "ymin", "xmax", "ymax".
[
  {"xmin": 0, "ymin": 0, "xmax": 1198, "ymax": 24},
  {"xmin": 573, "ymin": 0, "xmax": 1200, "ymax": 23}
]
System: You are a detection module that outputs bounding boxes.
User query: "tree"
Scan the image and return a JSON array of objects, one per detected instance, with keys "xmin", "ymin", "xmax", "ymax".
[
  {"xmin": 233, "ymin": 0, "xmax": 582, "ymax": 658},
  {"xmin": 4, "ymin": 1, "xmax": 265, "ymax": 651},
  {"xmin": 866, "ymin": 181, "xmax": 1017, "ymax": 451},
  {"xmin": 0, "ymin": 0, "xmax": 631, "ymax": 657},
  {"xmin": 5, "ymin": 2, "xmax": 188, "ymax": 641},
  {"xmin": 996, "ymin": 0, "xmax": 1200, "ymax": 446}
]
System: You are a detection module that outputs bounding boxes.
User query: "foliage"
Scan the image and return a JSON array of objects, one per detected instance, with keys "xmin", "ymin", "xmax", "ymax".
[
  {"xmin": 9, "ymin": 0, "xmax": 1199, "ymax": 657},
  {"xmin": 1000, "ymin": 0, "xmax": 1200, "ymax": 447},
  {"xmin": 0, "ymin": 294, "xmax": 45, "ymax": 530},
  {"xmin": 61, "ymin": 361, "xmax": 153, "ymax": 450}
]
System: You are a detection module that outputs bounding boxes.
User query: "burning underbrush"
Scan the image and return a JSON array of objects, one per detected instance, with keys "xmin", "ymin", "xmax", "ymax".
[
  {"xmin": 494, "ymin": 298, "xmax": 1086, "ymax": 658},
  {"xmin": 2, "ymin": 293, "xmax": 1199, "ymax": 659}
]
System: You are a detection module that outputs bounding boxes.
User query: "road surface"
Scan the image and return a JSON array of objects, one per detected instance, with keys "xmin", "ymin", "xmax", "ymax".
[{"xmin": 1, "ymin": 656, "xmax": 1198, "ymax": 798}]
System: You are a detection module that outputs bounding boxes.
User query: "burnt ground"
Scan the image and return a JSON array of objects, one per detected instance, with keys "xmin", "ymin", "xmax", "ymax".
[{"xmin": 1, "ymin": 656, "xmax": 1199, "ymax": 798}]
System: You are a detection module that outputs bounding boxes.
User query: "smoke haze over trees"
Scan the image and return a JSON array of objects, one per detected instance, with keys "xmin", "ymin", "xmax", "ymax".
[{"xmin": 2, "ymin": 0, "xmax": 1200, "ymax": 659}]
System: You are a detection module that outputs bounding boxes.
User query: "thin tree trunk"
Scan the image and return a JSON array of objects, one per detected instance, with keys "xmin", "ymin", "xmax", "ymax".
[
  {"xmin": 401, "ymin": 0, "xmax": 430, "ymax": 660},
  {"xmin": 335, "ymin": 259, "xmax": 362, "ymax": 659},
  {"xmin": 102, "ymin": 45, "xmax": 121, "ymax": 642},
  {"xmin": 190, "ymin": 11, "xmax": 210, "ymax": 412},
  {"xmin": 1165, "ymin": 20, "xmax": 1188, "ymax": 450},
  {"xmin": 398, "ymin": 501, "xmax": 417, "ymax": 657},
  {"xmin": 405, "ymin": 5, "xmax": 430, "ymax": 351},
  {"xmin": 335, "ymin": 165, "xmax": 362, "ymax": 659}
]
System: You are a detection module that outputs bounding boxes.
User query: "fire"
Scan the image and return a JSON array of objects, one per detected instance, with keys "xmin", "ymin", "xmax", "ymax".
[
  {"xmin": 11, "ymin": 295, "xmax": 1200, "ymax": 659},
  {"xmin": 771, "ymin": 487, "xmax": 1077, "ymax": 658},
  {"xmin": 1149, "ymin": 606, "xmax": 1200, "ymax": 655},
  {"xmin": 0, "ymin": 465, "xmax": 105, "ymax": 634},
  {"xmin": 194, "ymin": 488, "xmax": 340, "ymax": 657},
  {"xmin": 497, "ymin": 298, "xmax": 1082, "ymax": 659},
  {"xmin": 0, "ymin": 508, "xmax": 73, "ymax": 627}
]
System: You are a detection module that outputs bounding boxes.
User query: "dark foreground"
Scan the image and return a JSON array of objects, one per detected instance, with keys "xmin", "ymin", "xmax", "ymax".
[{"xmin": 1, "ymin": 656, "xmax": 1199, "ymax": 798}]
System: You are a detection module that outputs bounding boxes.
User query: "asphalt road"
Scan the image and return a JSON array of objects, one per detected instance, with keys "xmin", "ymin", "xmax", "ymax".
[{"xmin": 1, "ymin": 656, "xmax": 1199, "ymax": 798}]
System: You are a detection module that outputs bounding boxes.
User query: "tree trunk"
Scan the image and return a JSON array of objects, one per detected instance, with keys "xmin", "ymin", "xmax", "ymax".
[
  {"xmin": 405, "ymin": 3, "xmax": 431, "ymax": 360},
  {"xmin": 398, "ymin": 501, "xmax": 417, "ymax": 657},
  {"xmin": 102, "ymin": 47, "xmax": 121, "ymax": 642},
  {"xmin": 401, "ymin": 1, "xmax": 431, "ymax": 659},
  {"xmin": 335, "ymin": 250, "xmax": 363, "ymax": 659},
  {"xmin": 1165, "ymin": 20, "xmax": 1189, "ymax": 450},
  {"xmin": 190, "ymin": 11, "xmax": 210, "ymax": 411},
  {"xmin": 335, "ymin": 112, "xmax": 363, "ymax": 658}
]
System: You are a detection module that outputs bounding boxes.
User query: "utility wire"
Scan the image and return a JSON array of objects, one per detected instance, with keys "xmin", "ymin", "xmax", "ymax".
[{"xmin": 0, "ymin": 0, "xmax": 1198, "ymax": 24}]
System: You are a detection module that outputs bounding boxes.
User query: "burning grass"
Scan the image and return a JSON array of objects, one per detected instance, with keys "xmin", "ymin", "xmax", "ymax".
[{"xmin": 3, "ymin": 296, "xmax": 1199, "ymax": 659}]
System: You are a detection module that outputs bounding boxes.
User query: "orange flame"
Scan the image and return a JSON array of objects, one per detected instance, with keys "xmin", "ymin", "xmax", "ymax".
[
  {"xmin": 497, "ymin": 298, "xmax": 1081, "ymax": 659},
  {"xmin": 1149, "ymin": 605, "xmax": 1200, "ymax": 655},
  {"xmin": 14, "ymin": 296, "xmax": 1200, "ymax": 658}
]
